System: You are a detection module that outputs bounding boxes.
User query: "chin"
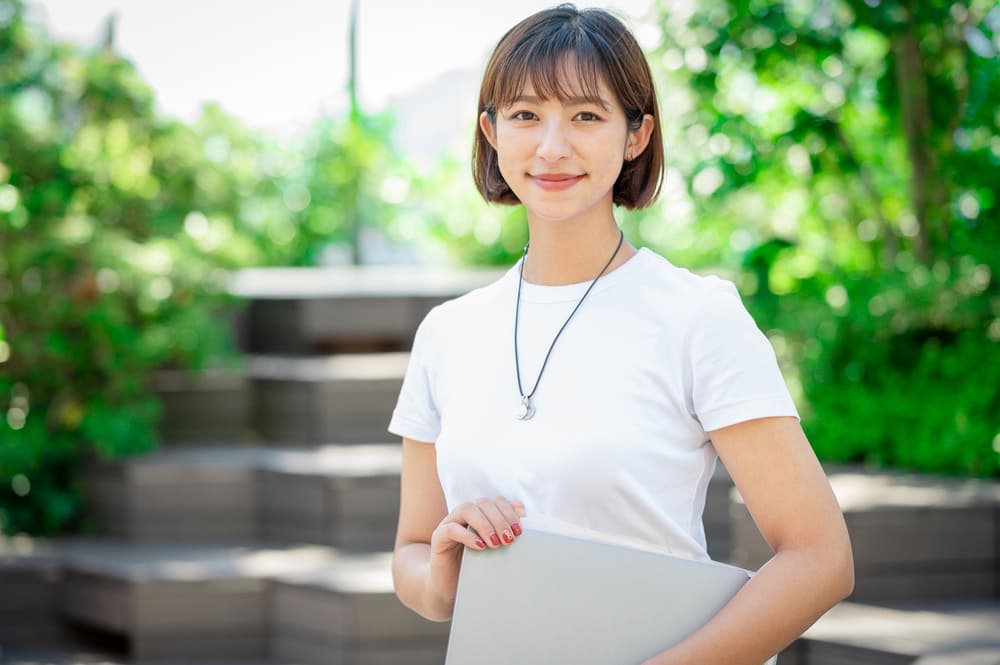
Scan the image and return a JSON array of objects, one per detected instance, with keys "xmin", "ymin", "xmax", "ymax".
[
  {"xmin": 530, "ymin": 199, "xmax": 606, "ymax": 223},
  {"xmin": 527, "ymin": 208, "xmax": 582, "ymax": 223}
]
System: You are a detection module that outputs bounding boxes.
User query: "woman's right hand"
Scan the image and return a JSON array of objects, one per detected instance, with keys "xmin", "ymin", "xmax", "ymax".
[{"xmin": 426, "ymin": 496, "xmax": 527, "ymax": 604}]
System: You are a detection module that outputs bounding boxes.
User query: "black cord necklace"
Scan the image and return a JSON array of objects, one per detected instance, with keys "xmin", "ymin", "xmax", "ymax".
[{"xmin": 514, "ymin": 229, "xmax": 625, "ymax": 420}]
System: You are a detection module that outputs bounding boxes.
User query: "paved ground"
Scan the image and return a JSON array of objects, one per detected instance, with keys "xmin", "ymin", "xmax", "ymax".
[{"xmin": 0, "ymin": 652, "xmax": 276, "ymax": 665}]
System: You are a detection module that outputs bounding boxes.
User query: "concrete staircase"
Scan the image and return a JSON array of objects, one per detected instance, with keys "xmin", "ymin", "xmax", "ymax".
[
  {"xmin": 0, "ymin": 265, "xmax": 500, "ymax": 665},
  {"xmin": 718, "ymin": 465, "xmax": 1000, "ymax": 664},
  {"xmin": 2, "ymin": 263, "xmax": 999, "ymax": 664}
]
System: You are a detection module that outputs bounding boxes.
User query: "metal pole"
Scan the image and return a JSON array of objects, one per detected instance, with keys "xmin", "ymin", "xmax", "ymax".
[{"xmin": 348, "ymin": 0, "xmax": 361, "ymax": 265}]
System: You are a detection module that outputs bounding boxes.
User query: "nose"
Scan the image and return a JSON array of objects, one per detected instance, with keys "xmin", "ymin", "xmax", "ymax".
[{"xmin": 536, "ymin": 117, "xmax": 571, "ymax": 162}]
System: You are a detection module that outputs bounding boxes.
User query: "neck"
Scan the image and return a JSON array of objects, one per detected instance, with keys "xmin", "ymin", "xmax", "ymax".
[{"xmin": 521, "ymin": 210, "xmax": 636, "ymax": 286}]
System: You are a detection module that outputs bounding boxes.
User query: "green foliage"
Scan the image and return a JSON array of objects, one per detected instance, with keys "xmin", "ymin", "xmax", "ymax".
[
  {"xmin": 644, "ymin": 0, "xmax": 999, "ymax": 476},
  {"xmin": 294, "ymin": 112, "xmax": 397, "ymax": 265},
  {"xmin": 0, "ymin": 0, "xmax": 241, "ymax": 534},
  {"xmin": 0, "ymin": 1, "xmax": 401, "ymax": 534},
  {"xmin": 406, "ymin": 151, "xmax": 530, "ymax": 266}
]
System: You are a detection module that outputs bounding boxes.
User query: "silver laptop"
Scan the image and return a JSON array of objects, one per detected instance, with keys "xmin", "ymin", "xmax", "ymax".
[{"xmin": 445, "ymin": 515, "xmax": 778, "ymax": 665}]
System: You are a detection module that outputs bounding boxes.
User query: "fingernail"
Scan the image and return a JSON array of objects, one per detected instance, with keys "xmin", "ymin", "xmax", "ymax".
[
  {"xmin": 475, "ymin": 539, "xmax": 487, "ymax": 549},
  {"xmin": 511, "ymin": 523, "xmax": 522, "ymax": 537},
  {"xmin": 502, "ymin": 529, "xmax": 514, "ymax": 544},
  {"xmin": 490, "ymin": 533, "xmax": 501, "ymax": 547}
]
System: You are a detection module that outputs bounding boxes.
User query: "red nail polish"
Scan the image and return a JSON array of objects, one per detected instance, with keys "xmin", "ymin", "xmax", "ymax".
[
  {"xmin": 502, "ymin": 530, "xmax": 514, "ymax": 544},
  {"xmin": 475, "ymin": 539, "xmax": 487, "ymax": 549},
  {"xmin": 490, "ymin": 533, "xmax": 501, "ymax": 546},
  {"xmin": 512, "ymin": 523, "xmax": 522, "ymax": 537}
]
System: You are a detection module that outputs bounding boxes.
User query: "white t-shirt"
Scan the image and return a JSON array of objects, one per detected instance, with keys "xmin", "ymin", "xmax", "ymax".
[{"xmin": 387, "ymin": 246, "xmax": 799, "ymax": 561}]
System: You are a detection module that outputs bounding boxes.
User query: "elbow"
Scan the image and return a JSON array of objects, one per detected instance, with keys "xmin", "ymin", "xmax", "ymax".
[
  {"xmin": 830, "ymin": 531, "xmax": 855, "ymax": 602},
  {"xmin": 390, "ymin": 550, "xmax": 408, "ymax": 605},
  {"xmin": 391, "ymin": 544, "xmax": 454, "ymax": 623},
  {"xmin": 837, "ymin": 548, "xmax": 855, "ymax": 601},
  {"xmin": 391, "ymin": 547, "xmax": 420, "ymax": 615},
  {"xmin": 790, "ymin": 531, "xmax": 854, "ymax": 605}
]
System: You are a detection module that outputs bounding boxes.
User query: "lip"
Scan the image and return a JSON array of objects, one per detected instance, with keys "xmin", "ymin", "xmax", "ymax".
[{"xmin": 529, "ymin": 173, "xmax": 585, "ymax": 191}]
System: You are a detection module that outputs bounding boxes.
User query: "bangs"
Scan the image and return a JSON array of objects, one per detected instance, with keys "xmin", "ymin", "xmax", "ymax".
[
  {"xmin": 489, "ymin": 28, "xmax": 612, "ymax": 110},
  {"xmin": 474, "ymin": 5, "xmax": 664, "ymax": 209}
]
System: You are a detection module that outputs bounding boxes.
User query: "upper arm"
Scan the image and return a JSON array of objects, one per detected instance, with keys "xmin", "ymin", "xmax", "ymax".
[
  {"xmin": 394, "ymin": 436, "xmax": 449, "ymax": 551},
  {"xmin": 710, "ymin": 416, "xmax": 851, "ymax": 557}
]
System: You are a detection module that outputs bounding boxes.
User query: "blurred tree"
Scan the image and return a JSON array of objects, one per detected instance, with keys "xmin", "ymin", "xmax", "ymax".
[
  {"xmin": 294, "ymin": 111, "xmax": 396, "ymax": 266},
  {"xmin": 0, "ymin": 0, "xmax": 249, "ymax": 534},
  {"xmin": 641, "ymin": 0, "xmax": 999, "ymax": 475},
  {"xmin": 0, "ymin": 0, "xmax": 411, "ymax": 535}
]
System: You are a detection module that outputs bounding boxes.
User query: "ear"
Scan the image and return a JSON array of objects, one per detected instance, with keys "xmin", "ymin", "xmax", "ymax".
[
  {"xmin": 625, "ymin": 113, "xmax": 655, "ymax": 161},
  {"xmin": 479, "ymin": 111, "xmax": 498, "ymax": 150}
]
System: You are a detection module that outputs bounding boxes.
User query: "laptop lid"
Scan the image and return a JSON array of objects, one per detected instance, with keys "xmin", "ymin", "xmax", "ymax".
[{"xmin": 445, "ymin": 514, "xmax": 774, "ymax": 665}]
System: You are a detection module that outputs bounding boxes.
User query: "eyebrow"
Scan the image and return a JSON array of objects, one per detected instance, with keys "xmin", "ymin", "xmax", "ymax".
[{"xmin": 508, "ymin": 95, "xmax": 612, "ymax": 110}]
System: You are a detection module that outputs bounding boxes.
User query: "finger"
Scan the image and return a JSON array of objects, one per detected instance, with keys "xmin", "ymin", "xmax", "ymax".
[
  {"xmin": 507, "ymin": 499, "xmax": 527, "ymax": 519},
  {"xmin": 448, "ymin": 500, "xmax": 500, "ymax": 548},
  {"xmin": 438, "ymin": 522, "xmax": 487, "ymax": 550},
  {"xmin": 464, "ymin": 525, "xmax": 488, "ymax": 550},
  {"xmin": 474, "ymin": 498, "xmax": 513, "ymax": 548},
  {"xmin": 494, "ymin": 497, "xmax": 525, "ymax": 540},
  {"xmin": 476, "ymin": 496, "xmax": 521, "ymax": 547},
  {"xmin": 432, "ymin": 512, "xmax": 486, "ymax": 551}
]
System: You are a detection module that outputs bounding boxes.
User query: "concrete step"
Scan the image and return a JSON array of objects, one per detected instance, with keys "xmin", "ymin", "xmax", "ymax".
[
  {"xmin": 150, "ymin": 352, "xmax": 408, "ymax": 447},
  {"xmin": 703, "ymin": 462, "xmax": 734, "ymax": 561},
  {"xmin": 228, "ymin": 264, "xmax": 504, "ymax": 355},
  {"xmin": 11, "ymin": 539, "xmax": 447, "ymax": 663},
  {"xmin": 0, "ymin": 545, "xmax": 78, "ymax": 650},
  {"xmin": 248, "ymin": 353, "xmax": 407, "ymax": 444},
  {"xmin": 271, "ymin": 564, "xmax": 449, "ymax": 665},
  {"xmin": 729, "ymin": 467, "xmax": 1000, "ymax": 603},
  {"xmin": 149, "ymin": 367, "xmax": 252, "ymax": 446},
  {"xmin": 0, "ymin": 652, "xmax": 276, "ymax": 665},
  {"xmin": 781, "ymin": 600, "xmax": 1000, "ymax": 665},
  {"xmin": 7, "ymin": 541, "xmax": 998, "ymax": 665},
  {"xmin": 82, "ymin": 444, "xmax": 754, "ymax": 559},
  {"xmin": 84, "ymin": 444, "xmax": 401, "ymax": 550}
]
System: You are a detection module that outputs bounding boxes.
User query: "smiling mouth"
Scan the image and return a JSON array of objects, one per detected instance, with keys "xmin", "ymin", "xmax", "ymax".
[{"xmin": 530, "ymin": 173, "xmax": 585, "ymax": 191}]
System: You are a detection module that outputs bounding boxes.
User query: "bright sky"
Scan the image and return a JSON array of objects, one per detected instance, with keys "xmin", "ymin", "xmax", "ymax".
[{"xmin": 31, "ymin": 0, "xmax": 656, "ymax": 141}]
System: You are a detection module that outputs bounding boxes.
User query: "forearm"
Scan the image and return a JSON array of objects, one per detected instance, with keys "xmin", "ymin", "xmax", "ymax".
[
  {"xmin": 391, "ymin": 542, "xmax": 455, "ymax": 622},
  {"xmin": 643, "ymin": 547, "xmax": 854, "ymax": 665}
]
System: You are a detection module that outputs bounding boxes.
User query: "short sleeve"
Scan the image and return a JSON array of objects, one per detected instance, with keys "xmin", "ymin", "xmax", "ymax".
[
  {"xmin": 387, "ymin": 308, "xmax": 442, "ymax": 443},
  {"xmin": 688, "ymin": 280, "xmax": 799, "ymax": 432}
]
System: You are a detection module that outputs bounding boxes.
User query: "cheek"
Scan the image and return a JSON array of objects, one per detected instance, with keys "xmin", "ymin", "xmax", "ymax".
[
  {"xmin": 494, "ymin": 128, "xmax": 528, "ymax": 157},
  {"xmin": 496, "ymin": 152, "xmax": 518, "ymax": 186},
  {"xmin": 494, "ymin": 132, "xmax": 530, "ymax": 180}
]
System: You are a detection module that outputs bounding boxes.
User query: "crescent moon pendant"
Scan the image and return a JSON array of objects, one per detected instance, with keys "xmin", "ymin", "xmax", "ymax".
[{"xmin": 516, "ymin": 396, "xmax": 536, "ymax": 420}]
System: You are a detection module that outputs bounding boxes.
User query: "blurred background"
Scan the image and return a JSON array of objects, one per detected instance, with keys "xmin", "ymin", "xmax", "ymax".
[{"xmin": 0, "ymin": 0, "xmax": 998, "ymax": 662}]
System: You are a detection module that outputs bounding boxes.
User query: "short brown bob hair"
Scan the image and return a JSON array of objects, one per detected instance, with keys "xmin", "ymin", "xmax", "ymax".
[{"xmin": 473, "ymin": 4, "xmax": 664, "ymax": 209}]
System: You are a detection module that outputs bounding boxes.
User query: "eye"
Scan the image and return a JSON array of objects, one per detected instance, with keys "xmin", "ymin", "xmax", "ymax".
[
  {"xmin": 575, "ymin": 111, "xmax": 603, "ymax": 122},
  {"xmin": 509, "ymin": 110, "xmax": 537, "ymax": 121}
]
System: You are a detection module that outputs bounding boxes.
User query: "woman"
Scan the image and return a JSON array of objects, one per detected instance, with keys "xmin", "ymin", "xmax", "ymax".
[{"xmin": 389, "ymin": 5, "xmax": 854, "ymax": 664}]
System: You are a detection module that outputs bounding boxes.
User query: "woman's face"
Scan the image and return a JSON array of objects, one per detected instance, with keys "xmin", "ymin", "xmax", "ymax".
[{"xmin": 480, "ymin": 74, "xmax": 649, "ymax": 223}]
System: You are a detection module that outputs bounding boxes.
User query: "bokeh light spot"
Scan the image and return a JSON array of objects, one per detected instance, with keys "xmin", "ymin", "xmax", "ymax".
[
  {"xmin": 6, "ymin": 407, "xmax": 26, "ymax": 431},
  {"xmin": 379, "ymin": 176, "xmax": 410, "ymax": 204},
  {"xmin": 825, "ymin": 284, "xmax": 848, "ymax": 309},
  {"xmin": 11, "ymin": 474, "xmax": 30, "ymax": 497},
  {"xmin": 692, "ymin": 166, "xmax": 724, "ymax": 197},
  {"xmin": 184, "ymin": 211, "xmax": 210, "ymax": 239},
  {"xmin": 958, "ymin": 192, "xmax": 980, "ymax": 219},
  {"xmin": 0, "ymin": 184, "xmax": 18, "ymax": 212}
]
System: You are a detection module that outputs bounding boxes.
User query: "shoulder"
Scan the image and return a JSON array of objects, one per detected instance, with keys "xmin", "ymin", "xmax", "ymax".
[
  {"xmin": 413, "ymin": 266, "xmax": 514, "ymax": 338},
  {"xmin": 630, "ymin": 247, "xmax": 745, "ymax": 320}
]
